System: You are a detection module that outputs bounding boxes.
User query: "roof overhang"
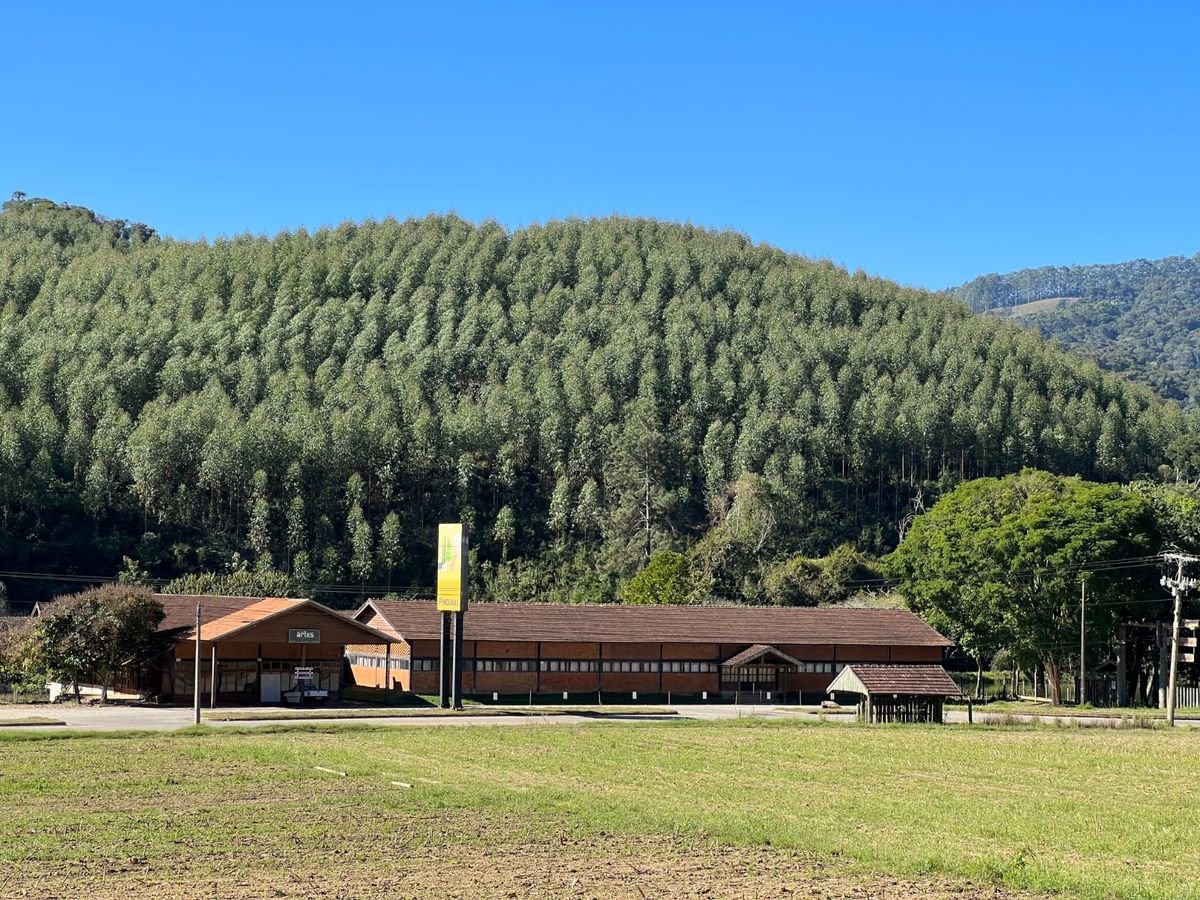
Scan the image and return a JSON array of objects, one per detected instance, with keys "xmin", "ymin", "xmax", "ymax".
[
  {"xmin": 190, "ymin": 598, "xmax": 397, "ymax": 645},
  {"xmin": 721, "ymin": 644, "xmax": 803, "ymax": 668},
  {"xmin": 826, "ymin": 664, "xmax": 964, "ymax": 698}
]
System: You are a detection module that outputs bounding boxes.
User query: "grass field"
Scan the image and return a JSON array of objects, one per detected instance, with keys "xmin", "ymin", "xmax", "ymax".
[
  {"xmin": 1, "ymin": 720, "xmax": 1197, "ymax": 899},
  {"xmin": 202, "ymin": 705, "xmax": 673, "ymax": 721},
  {"xmin": 959, "ymin": 700, "xmax": 1200, "ymax": 720}
]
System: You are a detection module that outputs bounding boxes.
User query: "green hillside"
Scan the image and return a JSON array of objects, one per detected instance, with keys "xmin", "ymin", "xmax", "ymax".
[
  {"xmin": 951, "ymin": 254, "xmax": 1200, "ymax": 406},
  {"xmin": 0, "ymin": 198, "xmax": 1190, "ymax": 606}
]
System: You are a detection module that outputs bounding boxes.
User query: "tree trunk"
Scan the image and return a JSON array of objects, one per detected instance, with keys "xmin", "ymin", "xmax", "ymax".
[
  {"xmin": 1045, "ymin": 658, "xmax": 1064, "ymax": 706},
  {"xmin": 975, "ymin": 658, "xmax": 984, "ymax": 700}
]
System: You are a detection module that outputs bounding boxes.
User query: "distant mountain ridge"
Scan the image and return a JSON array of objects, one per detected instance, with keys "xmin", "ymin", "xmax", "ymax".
[{"xmin": 950, "ymin": 253, "xmax": 1200, "ymax": 406}]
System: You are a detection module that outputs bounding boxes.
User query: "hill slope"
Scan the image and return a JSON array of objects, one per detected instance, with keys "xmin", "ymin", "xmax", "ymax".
[
  {"xmin": 0, "ymin": 198, "xmax": 1189, "ymax": 605},
  {"xmin": 950, "ymin": 254, "xmax": 1200, "ymax": 405}
]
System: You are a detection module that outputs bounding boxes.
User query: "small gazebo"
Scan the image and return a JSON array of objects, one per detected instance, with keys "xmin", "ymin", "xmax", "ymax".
[{"xmin": 826, "ymin": 664, "xmax": 963, "ymax": 723}]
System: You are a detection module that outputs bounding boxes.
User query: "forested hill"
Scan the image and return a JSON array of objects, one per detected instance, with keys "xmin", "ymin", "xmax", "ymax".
[
  {"xmin": 0, "ymin": 197, "xmax": 1190, "ymax": 607},
  {"xmin": 950, "ymin": 254, "xmax": 1200, "ymax": 406}
]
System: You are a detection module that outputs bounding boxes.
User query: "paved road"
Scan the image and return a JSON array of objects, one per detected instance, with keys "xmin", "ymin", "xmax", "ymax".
[{"xmin": 0, "ymin": 702, "xmax": 847, "ymax": 732}]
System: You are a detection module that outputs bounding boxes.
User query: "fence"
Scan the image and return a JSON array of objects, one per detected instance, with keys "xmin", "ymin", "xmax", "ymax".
[
  {"xmin": 1175, "ymin": 686, "xmax": 1200, "ymax": 709},
  {"xmin": 950, "ymin": 671, "xmax": 1119, "ymax": 706}
]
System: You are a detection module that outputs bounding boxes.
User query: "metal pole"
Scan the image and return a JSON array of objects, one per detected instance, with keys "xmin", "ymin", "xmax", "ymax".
[
  {"xmin": 1079, "ymin": 576, "xmax": 1087, "ymax": 706},
  {"xmin": 452, "ymin": 610, "xmax": 464, "ymax": 710},
  {"xmin": 384, "ymin": 642, "xmax": 392, "ymax": 700},
  {"xmin": 439, "ymin": 611, "xmax": 451, "ymax": 708},
  {"xmin": 193, "ymin": 604, "xmax": 201, "ymax": 725}
]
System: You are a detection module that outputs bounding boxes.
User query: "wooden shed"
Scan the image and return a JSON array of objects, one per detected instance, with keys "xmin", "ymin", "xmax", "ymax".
[{"xmin": 826, "ymin": 664, "xmax": 963, "ymax": 723}]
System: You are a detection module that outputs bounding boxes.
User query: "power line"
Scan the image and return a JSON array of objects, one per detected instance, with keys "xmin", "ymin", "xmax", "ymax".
[{"xmin": 0, "ymin": 569, "xmax": 435, "ymax": 597}]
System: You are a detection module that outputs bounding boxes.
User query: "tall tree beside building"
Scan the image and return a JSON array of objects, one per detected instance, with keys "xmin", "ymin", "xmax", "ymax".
[{"xmin": 889, "ymin": 470, "xmax": 1161, "ymax": 702}]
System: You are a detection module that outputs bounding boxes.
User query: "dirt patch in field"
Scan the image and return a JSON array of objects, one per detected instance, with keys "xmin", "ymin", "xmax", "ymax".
[{"xmin": 0, "ymin": 836, "xmax": 1042, "ymax": 900}]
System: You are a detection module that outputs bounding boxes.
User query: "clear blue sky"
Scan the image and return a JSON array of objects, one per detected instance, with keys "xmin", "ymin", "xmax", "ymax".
[{"xmin": 4, "ymin": 2, "xmax": 1198, "ymax": 288}]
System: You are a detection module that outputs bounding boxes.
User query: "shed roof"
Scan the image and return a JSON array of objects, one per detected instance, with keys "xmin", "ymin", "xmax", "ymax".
[
  {"xmin": 358, "ymin": 600, "xmax": 952, "ymax": 647},
  {"xmin": 826, "ymin": 664, "xmax": 963, "ymax": 698}
]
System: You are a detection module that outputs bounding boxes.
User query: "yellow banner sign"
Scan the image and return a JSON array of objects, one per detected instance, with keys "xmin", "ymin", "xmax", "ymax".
[{"xmin": 436, "ymin": 523, "xmax": 468, "ymax": 612}]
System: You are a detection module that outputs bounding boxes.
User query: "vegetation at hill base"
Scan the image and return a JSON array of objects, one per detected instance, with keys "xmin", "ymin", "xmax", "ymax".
[
  {"xmin": 1, "ymin": 196, "xmax": 1198, "ymax": 609},
  {"xmin": 951, "ymin": 253, "xmax": 1200, "ymax": 407}
]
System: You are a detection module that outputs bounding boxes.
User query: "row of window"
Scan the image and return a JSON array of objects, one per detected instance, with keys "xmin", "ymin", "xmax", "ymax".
[
  {"xmin": 407, "ymin": 659, "xmax": 724, "ymax": 674},
  {"xmin": 348, "ymin": 653, "xmax": 410, "ymax": 671},
  {"xmin": 358, "ymin": 656, "xmax": 847, "ymax": 676}
]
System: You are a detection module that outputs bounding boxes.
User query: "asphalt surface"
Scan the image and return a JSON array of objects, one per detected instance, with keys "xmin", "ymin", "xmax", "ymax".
[{"xmin": 0, "ymin": 702, "xmax": 840, "ymax": 732}]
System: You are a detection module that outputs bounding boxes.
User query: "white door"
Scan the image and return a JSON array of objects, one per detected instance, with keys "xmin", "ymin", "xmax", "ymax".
[{"xmin": 261, "ymin": 673, "xmax": 282, "ymax": 703}]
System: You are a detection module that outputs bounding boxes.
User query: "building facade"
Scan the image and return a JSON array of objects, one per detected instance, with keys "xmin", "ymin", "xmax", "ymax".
[
  {"xmin": 348, "ymin": 600, "xmax": 952, "ymax": 703},
  {"xmin": 148, "ymin": 594, "xmax": 396, "ymax": 704}
]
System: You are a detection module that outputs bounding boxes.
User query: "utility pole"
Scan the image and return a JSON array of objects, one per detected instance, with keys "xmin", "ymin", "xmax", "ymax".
[
  {"xmin": 1160, "ymin": 552, "xmax": 1199, "ymax": 726},
  {"xmin": 193, "ymin": 603, "xmax": 201, "ymax": 726},
  {"xmin": 1078, "ymin": 576, "xmax": 1087, "ymax": 706}
]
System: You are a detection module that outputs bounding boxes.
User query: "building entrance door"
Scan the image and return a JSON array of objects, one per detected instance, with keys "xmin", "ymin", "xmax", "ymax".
[{"xmin": 260, "ymin": 672, "xmax": 282, "ymax": 703}]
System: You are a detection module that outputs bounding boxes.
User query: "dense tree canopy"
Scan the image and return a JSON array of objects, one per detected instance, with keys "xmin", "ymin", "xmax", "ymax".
[
  {"xmin": 951, "ymin": 254, "xmax": 1200, "ymax": 407},
  {"xmin": 888, "ymin": 471, "xmax": 1162, "ymax": 702},
  {"xmin": 0, "ymin": 198, "xmax": 1192, "ymax": 607}
]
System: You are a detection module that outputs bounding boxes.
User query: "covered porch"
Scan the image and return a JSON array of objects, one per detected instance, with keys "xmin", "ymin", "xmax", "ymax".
[{"xmin": 720, "ymin": 644, "xmax": 802, "ymax": 699}]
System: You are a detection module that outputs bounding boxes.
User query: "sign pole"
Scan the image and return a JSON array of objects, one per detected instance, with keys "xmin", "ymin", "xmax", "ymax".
[
  {"xmin": 452, "ymin": 610, "xmax": 464, "ymax": 710},
  {"xmin": 193, "ymin": 603, "xmax": 201, "ymax": 726},
  {"xmin": 436, "ymin": 522, "xmax": 469, "ymax": 710},
  {"xmin": 439, "ymin": 611, "xmax": 451, "ymax": 708}
]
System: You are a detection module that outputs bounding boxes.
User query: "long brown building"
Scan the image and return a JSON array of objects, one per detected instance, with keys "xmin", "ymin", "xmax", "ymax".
[{"xmin": 348, "ymin": 600, "xmax": 952, "ymax": 703}]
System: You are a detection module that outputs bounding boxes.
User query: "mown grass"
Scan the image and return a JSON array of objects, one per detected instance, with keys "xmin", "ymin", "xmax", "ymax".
[
  {"xmin": 0, "ymin": 720, "xmax": 1197, "ymax": 898},
  {"xmin": 958, "ymin": 700, "xmax": 1200, "ymax": 720},
  {"xmin": 202, "ymin": 705, "xmax": 673, "ymax": 721}
]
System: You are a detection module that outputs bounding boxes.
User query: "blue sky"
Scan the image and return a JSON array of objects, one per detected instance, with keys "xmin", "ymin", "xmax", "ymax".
[{"xmin": 3, "ymin": 2, "xmax": 1198, "ymax": 288}]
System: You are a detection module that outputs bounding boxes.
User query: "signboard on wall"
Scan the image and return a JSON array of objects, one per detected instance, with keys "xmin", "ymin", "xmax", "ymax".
[
  {"xmin": 288, "ymin": 628, "xmax": 320, "ymax": 643},
  {"xmin": 436, "ymin": 523, "xmax": 469, "ymax": 612}
]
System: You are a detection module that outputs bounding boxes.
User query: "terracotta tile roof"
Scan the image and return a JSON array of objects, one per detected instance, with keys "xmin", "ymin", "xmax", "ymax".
[
  {"xmin": 154, "ymin": 594, "xmax": 272, "ymax": 633},
  {"xmin": 827, "ymin": 664, "xmax": 963, "ymax": 697},
  {"xmin": 198, "ymin": 598, "xmax": 304, "ymax": 641},
  {"xmin": 721, "ymin": 644, "xmax": 803, "ymax": 668},
  {"xmin": 360, "ymin": 600, "xmax": 952, "ymax": 647},
  {"xmin": 156, "ymin": 594, "xmax": 399, "ymax": 645}
]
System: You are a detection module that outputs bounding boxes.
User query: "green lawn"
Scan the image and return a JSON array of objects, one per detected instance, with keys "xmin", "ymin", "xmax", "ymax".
[
  {"xmin": 1, "ymin": 720, "xmax": 1197, "ymax": 898},
  {"xmin": 202, "ymin": 705, "xmax": 673, "ymax": 721},
  {"xmin": 958, "ymin": 700, "xmax": 1200, "ymax": 720}
]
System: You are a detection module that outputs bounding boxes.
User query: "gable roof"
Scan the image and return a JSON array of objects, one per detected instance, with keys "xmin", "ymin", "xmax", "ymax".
[
  {"xmin": 155, "ymin": 594, "xmax": 396, "ymax": 645},
  {"xmin": 721, "ymin": 644, "xmax": 803, "ymax": 668},
  {"xmin": 826, "ymin": 664, "xmax": 963, "ymax": 698},
  {"xmin": 155, "ymin": 594, "xmax": 270, "ymax": 633},
  {"xmin": 197, "ymin": 598, "xmax": 306, "ymax": 641},
  {"xmin": 357, "ymin": 600, "xmax": 952, "ymax": 647}
]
